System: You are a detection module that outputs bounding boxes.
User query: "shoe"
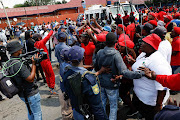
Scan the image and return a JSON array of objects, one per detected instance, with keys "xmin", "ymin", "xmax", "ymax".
[
  {"xmin": 127, "ymin": 110, "xmax": 139, "ymax": 117},
  {"xmin": 49, "ymin": 88, "xmax": 57, "ymax": 94},
  {"xmin": 0, "ymin": 95, "xmax": 5, "ymax": 101}
]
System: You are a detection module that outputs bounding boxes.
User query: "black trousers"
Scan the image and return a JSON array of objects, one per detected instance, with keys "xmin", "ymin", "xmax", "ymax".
[{"xmin": 132, "ymin": 93, "xmax": 157, "ymax": 120}]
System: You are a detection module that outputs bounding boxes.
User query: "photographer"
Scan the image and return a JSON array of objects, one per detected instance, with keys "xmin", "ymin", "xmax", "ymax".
[{"xmin": 6, "ymin": 40, "xmax": 42, "ymax": 120}]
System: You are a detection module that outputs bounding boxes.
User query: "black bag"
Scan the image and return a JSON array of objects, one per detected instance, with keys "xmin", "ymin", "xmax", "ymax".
[
  {"xmin": 0, "ymin": 73, "xmax": 19, "ymax": 98},
  {"xmin": 0, "ymin": 60, "xmax": 20, "ymax": 99}
]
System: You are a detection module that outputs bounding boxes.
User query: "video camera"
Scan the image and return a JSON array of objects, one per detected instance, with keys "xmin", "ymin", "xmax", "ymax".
[{"xmin": 20, "ymin": 48, "xmax": 48, "ymax": 64}]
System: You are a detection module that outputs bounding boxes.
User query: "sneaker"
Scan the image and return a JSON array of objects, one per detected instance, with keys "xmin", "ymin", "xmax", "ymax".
[
  {"xmin": 49, "ymin": 88, "xmax": 57, "ymax": 94},
  {"xmin": 127, "ymin": 110, "xmax": 139, "ymax": 117},
  {"xmin": 0, "ymin": 95, "xmax": 5, "ymax": 101}
]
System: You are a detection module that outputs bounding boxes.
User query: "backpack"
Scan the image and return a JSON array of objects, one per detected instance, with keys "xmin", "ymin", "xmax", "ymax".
[
  {"xmin": 0, "ymin": 59, "xmax": 24, "ymax": 99},
  {"xmin": 66, "ymin": 70, "xmax": 99, "ymax": 120}
]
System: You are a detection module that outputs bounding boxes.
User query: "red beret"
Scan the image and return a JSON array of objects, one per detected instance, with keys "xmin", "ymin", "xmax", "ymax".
[
  {"xmin": 95, "ymin": 32, "xmax": 108, "ymax": 42},
  {"xmin": 163, "ymin": 15, "xmax": 173, "ymax": 21},
  {"xmin": 142, "ymin": 33, "xmax": 161, "ymax": 50},
  {"xmin": 174, "ymin": 27, "xmax": 180, "ymax": 35},
  {"xmin": 174, "ymin": 13, "xmax": 180, "ymax": 19},
  {"xmin": 148, "ymin": 20, "xmax": 158, "ymax": 26},
  {"xmin": 117, "ymin": 14, "xmax": 121, "ymax": 17},
  {"xmin": 118, "ymin": 24, "xmax": 126, "ymax": 32},
  {"xmin": 166, "ymin": 9, "xmax": 169, "ymax": 12},
  {"xmin": 119, "ymin": 40, "xmax": 135, "ymax": 49},
  {"xmin": 149, "ymin": 12, "xmax": 157, "ymax": 18}
]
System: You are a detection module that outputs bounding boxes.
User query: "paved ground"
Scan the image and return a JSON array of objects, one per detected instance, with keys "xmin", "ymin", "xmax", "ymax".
[{"xmin": 0, "ymin": 63, "xmax": 180, "ymax": 120}]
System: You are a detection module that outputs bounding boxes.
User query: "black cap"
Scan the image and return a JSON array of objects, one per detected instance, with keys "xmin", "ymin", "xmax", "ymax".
[{"xmin": 7, "ymin": 40, "xmax": 23, "ymax": 54}]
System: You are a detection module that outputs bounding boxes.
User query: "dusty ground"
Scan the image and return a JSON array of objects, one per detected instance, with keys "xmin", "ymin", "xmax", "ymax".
[{"xmin": 0, "ymin": 65, "xmax": 180, "ymax": 120}]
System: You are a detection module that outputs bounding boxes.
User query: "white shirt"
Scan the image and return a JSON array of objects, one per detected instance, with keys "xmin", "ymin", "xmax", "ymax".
[
  {"xmin": 158, "ymin": 39, "xmax": 172, "ymax": 64},
  {"xmin": 132, "ymin": 51, "xmax": 172, "ymax": 106}
]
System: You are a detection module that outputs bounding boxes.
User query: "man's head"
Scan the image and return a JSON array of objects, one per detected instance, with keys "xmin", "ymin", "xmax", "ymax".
[
  {"xmin": 7, "ymin": 40, "xmax": 23, "ymax": 56},
  {"xmin": 164, "ymin": 15, "xmax": 173, "ymax": 23},
  {"xmin": 142, "ymin": 23, "xmax": 153, "ymax": 36},
  {"xmin": 81, "ymin": 32, "xmax": 90, "ymax": 44},
  {"xmin": 69, "ymin": 25, "xmax": 75, "ymax": 33},
  {"xmin": 106, "ymin": 32, "xmax": 117, "ymax": 47},
  {"xmin": 148, "ymin": 12, "xmax": 156, "ymax": 21},
  {"xmin": 141, "ymin": 33, "xmax": 161, "ymax": 55},
  {"xmin": 68, "ymin": 46, "xmax": 85, "ymax": 66},
  {"xmin": 117, "ymin": 24, "xmax": 126, "ymax": 35},
  {"xmin": 124, "ymin": 10, "xmax": 128, "ymax": 16},
  {"xmin": 171, "ymin": 27, "xmax": 180, "ymax": 38},
  {"xmin": 32, "ymin": 33, "xmax": 42, "ymax": 41},
  {"xmin": 58, "ymin": 32, "xmax": 67, "ymax": 42},
  {"xmin": 129, "ymin": 16, "xmax": 135, "ymax": 23}
]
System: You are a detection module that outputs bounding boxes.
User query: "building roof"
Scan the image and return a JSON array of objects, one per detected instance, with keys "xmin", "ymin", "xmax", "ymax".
[{"xmin": 0, "ymin": 0, "xmax": 145, "ymax": 18}]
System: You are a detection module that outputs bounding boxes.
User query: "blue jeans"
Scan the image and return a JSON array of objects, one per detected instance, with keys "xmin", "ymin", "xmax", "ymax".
[
  {"xmin": 73, "ymin": 108, "xmax": 84, "ymax": 120},
  {"xmin": 20, "ymin": 93, "xmax": 42, "ymax": 120},
  {"xmin": 101, "ymin": 87, "xmax": 118, "ymax": 120}
]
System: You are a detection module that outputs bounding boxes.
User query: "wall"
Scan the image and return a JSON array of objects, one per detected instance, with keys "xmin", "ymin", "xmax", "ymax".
[{"xmin": 0, "ymin": 12, "xmax": 82, "ymax": 28}]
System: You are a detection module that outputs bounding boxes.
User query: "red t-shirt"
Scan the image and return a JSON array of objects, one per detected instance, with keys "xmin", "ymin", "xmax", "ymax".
[
  {"xmin": 123, "ymin": 15, "xmax": 130, "ymax": 25},
  {"xmin": 81, "ymin": 42, "xmax": 95, "ymax": 65},
  {"xmin": 126, "ymin": 23, "xmax": 136, "ymax": 41},
  {"xmin": 157, "ymin": 11, "xmax": 167, "ymax": 21},
  {"xmin": 171, "ymin": 36, "xmax": 180, "ymax": 66}
]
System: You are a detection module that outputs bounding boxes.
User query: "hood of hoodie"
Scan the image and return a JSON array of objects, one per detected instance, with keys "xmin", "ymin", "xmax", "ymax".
[{"xmin": 103, "ymin": 46, "xmax": 118, "ymax": 56}]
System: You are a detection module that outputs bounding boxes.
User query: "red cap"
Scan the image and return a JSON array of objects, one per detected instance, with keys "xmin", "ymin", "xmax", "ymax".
[
  {"xmin": 149, "ymin": 12, "xmax": 157, "ymax": 18},
  {"xmin": 163, "ymin": 15, "xmax": 173, "ymax": 21},
  {"xmin": 95, "ymin": 32, "xmax": 108, "ymax": 42},
  {"xmin": 142, "ymin": 33, "xmax": 161, "ymax": 50},
  {"xmin": 117, "ymin": 14, "xmax": 121, "ymax": 17},
  {"xmin": 174, "ymin": 27, "xmax": 180, "ymax": 35},
  {"xmin": 174, "ymin": 8, "xmax": 178, "ymax": 11},
  {"xmin": 174, "ymin": 13, "xmax": 180, "ymax": 19},
  {"xmin": 119, "ymin": 40, "xmax": 135, "ymax": 49},
  {"xmin": 148, "ymin": 20, "xmax": 158, "ymax": 26},
  {"xmin": 118, "ymin": 24, "xmax": 126, "ymax": 32},
  {"xmin": 166, "ymin": 9, "xmax": 169, "ymax": 12}
]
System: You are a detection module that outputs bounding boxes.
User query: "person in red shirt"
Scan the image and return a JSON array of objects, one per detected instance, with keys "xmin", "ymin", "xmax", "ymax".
[
  {"xmin": 117, "ymin": 24, "xmax": 130, "ymax": 42},
  {"xmin": 170, "ymin": 27, "xmax": 180, "ymax": 73},
  {"xmin": 139, "ymin": 67, "xmax": 180, "ymax": 91},
  {"xmin": 126, "ymin": 16, "xmax": 136, "ymax": 41},
  {"xmin": 164, "ymin": 15, "xmax": 173, "ymax": 28},
  {"xmin": 123, "ymin": 11, "xmax": 130, "ymax": 26},
  {"xmin": 79, "ymin": 32, "xmax": 95, "ymax": 65},
  {"xmin": 157, "ymin": 8, "xmax": 167, "ymax": 21},
  {"xmin": 33, "ymin": 30, "xmax": 56, "ymax": 94}
]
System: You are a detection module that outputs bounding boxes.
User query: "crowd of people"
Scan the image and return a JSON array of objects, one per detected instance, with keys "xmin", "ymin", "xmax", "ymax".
[{"xmin": 0, "ymin": 4, "xmax": 180, "ymax": 120}]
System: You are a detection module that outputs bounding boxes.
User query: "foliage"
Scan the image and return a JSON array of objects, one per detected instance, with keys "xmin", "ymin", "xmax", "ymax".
[{"xmin": 13, "ymin": 0, "xmax": 67, "ymax": 8}]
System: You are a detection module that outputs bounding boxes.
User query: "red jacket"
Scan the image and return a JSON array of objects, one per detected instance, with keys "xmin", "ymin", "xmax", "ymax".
[
  {"xmin": 34, "ymin": 30, "xmax": 53, "ymax": 59},
  {"xmin": 156, "ymin": 73, "xmax": 180, "ymax": 91}
]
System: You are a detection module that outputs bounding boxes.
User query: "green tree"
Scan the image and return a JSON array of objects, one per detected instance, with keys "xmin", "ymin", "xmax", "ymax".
[
  {"xmin": 55, "ymin": 1, "xmax": 62, "ymax": 4},
  {"xmin": 62, "ymin": 0, "xmax": 67, "ymax": 4}
]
